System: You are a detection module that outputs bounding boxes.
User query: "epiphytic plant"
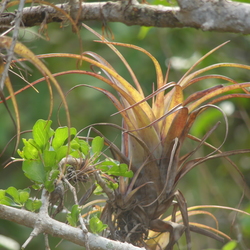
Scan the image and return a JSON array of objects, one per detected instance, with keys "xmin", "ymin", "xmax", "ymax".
[
  {"xmin": 73, "ymin": 27, "xmax": 250, "ymax": 249},
  {"xmin": 1, "ymin": 25, "xmax": 250, "ymax": 250}
]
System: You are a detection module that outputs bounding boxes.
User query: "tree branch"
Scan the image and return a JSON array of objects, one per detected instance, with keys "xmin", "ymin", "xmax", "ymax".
[
  {"xmin": 0, "ymin": 204, "xmax": 145, "ymax": 250},
  {"xmin": 0, "ymin": 0, "xmax": 250, "ymax": 34}
]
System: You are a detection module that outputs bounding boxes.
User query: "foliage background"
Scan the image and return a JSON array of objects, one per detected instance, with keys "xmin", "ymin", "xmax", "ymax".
[{"xmin": 0, "ymin": 4, "xmax": 250, "ymax": 249}]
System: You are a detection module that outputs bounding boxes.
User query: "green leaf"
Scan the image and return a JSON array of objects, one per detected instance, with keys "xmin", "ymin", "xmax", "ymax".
[
  {"xmin": 43, "ymin": 150, "xmax": 57, "ymax": 171},
  {"xmin": 31, "ymin": 184, "xmax": 42, "ymax": 190},
  {"xmin": 98, "ymin": 161, "xmax": 117, "ymax": 167},
  {"xmin": 50, "ymin": 170, "xmax": 60, "ymax": 180},
  {"xmin": 22, "ymin": 188, "xmax": 31, "ymax": 193},
  {"xmin": 106, "ymin": 163, "xmax": 133, "ymax": 178},
  {"xmin": 19, "ymin": 139, "xmax": 40, "ymax": 160},
  {"xmin": 18, "ymin": 189, "xmax": 30, "ymax": 204},
  {"xmin": 96, "ymin": 160, "xmax": 117, "ymax": 172},
  {"xmin": 52, "ymin": 127, "xmax": 76, "ymax": 150},
  {"xmin": 96, "ymin": 161, "xmax": 133, "ymax": 177},
  {"xmin": 222, "ymin": 241, "xmax": 238, "ymax": 250},
  {"xmin": 93, "ymin": 184, "xmax": 105, "ymax": 196},
  {"xmin": 44, "ymin": 169, "xmax": 59, "ymax": 192},
  {"xmin": 24, "ymin": 199, "xmax": 33, "ymax": 211},
  {"xmin": 107, "ymin": 181, "xmax": 118, "ymax": 190},
  {"xmin": 123, "ymin": 170, "xmax": 133, "ymax": 178},
  {"xmin": 71, "ymin": 204, "xmax": 80, "ymax": 221},
  {"xmin": 25, "ymin": 199, "xmax": 42, "ymax": 212},
  {"xmin": 79, "ymin": 139, "xmax": 90, "ymax": 156},
  {"xmin": 0, "ymin": 195, "xmax": 19, "ymax": 207},
  {"xmin": 0, "ymin": 196, "xmax": 12, "ymax": 206},
  {"xmin": 22, "ymin": 160, "xmax": 46, "ymax": 184},
  {"xmin": 89, "ymin": 216, "xmax": 108, "ymax": 234},
  {"xmin": 0, "ymin": 188, "xmax": 29, "ymax": 207},
  {"xmin": 32, "ymin": 200, "xmax": 42, "ymax": 211},
  {"xmin": 33, "ymin": 119, "xmax": 54, "ymax": 151},
  {"xmin": 17, "ymin": 149, "xmax": 24, "ymax": 158},
  {"xmin": 96, "ymin": 166, "xmax": 109, "ymax": 172},
  {"xmin": 91, "ymin": 136, "xmax": 104, "ymax": 156},
  {"xmin": 67, "ymin": 216, "xmax": 74, "ymax": 227},
  {"xmin": 6, "ymin": 187, "xmax": 20, "ymax": 204},
  {"xmin": 70, "ymin": 150, "xmax": 83, "ymax": 158},
  {"xmin": 55, "ymin": 145, "xmax": 71, "ymax": 162},
  {"xmin": 70, "ymin": 139, "xmax": 80, "ymax": 150},
  {"xmin": 44, "ymin": 180, "xmax": 55, "ymax": 192},
  {"xmin": 67, "ymin": 204, "xmax": 80, "ymax": 227}
]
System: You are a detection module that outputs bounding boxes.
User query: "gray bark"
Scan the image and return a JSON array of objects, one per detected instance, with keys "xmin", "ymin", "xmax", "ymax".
[
  {"xmin": 0, "ymin": 0, "xmax": 250, "ymax": 34},
  {"xmin": 0, "ymin": 204, "xmax": 145, "ymax": 250}
]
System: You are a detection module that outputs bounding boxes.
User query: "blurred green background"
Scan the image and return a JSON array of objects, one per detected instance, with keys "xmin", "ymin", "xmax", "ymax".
[{"xmin": 0, "ymin": 1, "xmax": 250, "ymax": 249}]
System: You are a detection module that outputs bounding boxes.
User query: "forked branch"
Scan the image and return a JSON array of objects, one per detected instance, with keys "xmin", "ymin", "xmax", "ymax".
[{"xmin": 0, "ymin": 203, "xmax": 145, "ymax": 250}]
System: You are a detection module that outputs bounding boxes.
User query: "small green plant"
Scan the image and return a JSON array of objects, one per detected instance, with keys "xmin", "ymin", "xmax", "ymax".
[
  {"xmin": 17, "ymin": 119, "xmax": 73, "ymax": 192},
  {"xmin": 0, "ymin": 118, "xmax": 132, "ymax": 235},
  {"xmin": 89, "ymin": 215, "xmax": 108, "ymax": 234},
  {"xmin": 67, "ymin": 204, "xmax": 81, "ymax": 227},
  {"xmin": 0, "ymin": 186, "xmax": 41, "ymax": 212}
]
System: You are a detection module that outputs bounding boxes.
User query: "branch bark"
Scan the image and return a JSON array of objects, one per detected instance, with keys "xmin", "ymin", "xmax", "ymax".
[
  {"xmin": 0, "ymin": 204, "xmax": 145, "ymax": 250},
  {"xmin": 0, "ymin": 0, "xmax": 250, "ymax": 34}
]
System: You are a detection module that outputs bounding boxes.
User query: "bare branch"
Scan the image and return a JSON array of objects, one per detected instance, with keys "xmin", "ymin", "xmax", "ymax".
[
  {"xmin": 176, "ymin": 0, "xmax": 250, "ymax": 33},
  {"xmin": 0, "ymin": 0, "xmax": 250, "ymax": 34},
  {"xmin": 0, "ymin": 204, "xmax": 145, "ymax": 250}
]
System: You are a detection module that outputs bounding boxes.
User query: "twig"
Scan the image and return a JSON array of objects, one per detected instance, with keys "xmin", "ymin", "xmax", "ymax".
[
  {"xmin": 58, "ymin": 156, "xmax": 90, "ymax": 250},
  {"xmin": 44, "ymin": 234, "xmax": 50, "ymax": 250},
  {"xmin": 94, "ymin": 171, "xmax": 115, "ymax": 202},
  {"xmin": 22, "ymin": 227, "xmax": 41, "ymax": 249}
]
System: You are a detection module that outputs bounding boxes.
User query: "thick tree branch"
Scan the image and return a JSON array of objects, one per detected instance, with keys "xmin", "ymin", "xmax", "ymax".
[
  {"xmin": 0, "ymin": 204, "xmax": 145, "ymax": 250},
  {"xmin": 0, "ymin": 0, "xmax": 250, "ymax": 34}
]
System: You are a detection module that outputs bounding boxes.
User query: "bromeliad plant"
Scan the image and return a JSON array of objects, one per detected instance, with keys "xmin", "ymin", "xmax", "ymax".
[
  {"xmin": 1, "ymin": 25, "xmax": 250, "ymax": 250},
  {"xmin": 69, "ymin": 26, "xmax": 250, "ymax": 249}
]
